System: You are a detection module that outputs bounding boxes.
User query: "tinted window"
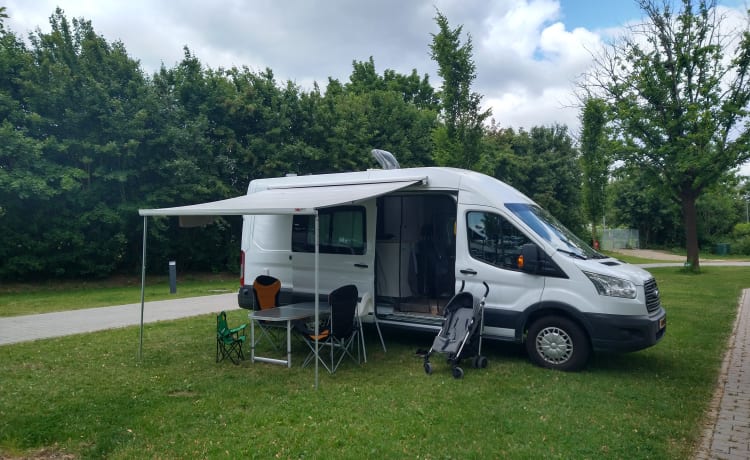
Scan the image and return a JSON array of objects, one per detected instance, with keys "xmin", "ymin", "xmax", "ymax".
[
  {"xmin": 292, "ymin": 206, "xmax": 366, "ymax": 255},
  {"xmin": 466, "ymin": 211, "xmax": 531, "ymax": 270}
]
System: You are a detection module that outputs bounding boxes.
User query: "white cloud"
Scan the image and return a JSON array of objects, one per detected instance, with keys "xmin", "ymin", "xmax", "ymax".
[
  {"xmin": 4, "ymin": 0, "xmax": 742, "ymax": 142},
  {"xmin": 482, "ymin": 0, "xmax": 561, "ymax": 58}
]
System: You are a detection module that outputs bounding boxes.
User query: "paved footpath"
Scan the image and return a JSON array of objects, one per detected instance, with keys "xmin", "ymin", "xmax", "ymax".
[
  {"xmin": 0, "ymin": 293, "xmax": 238, "ymax": 346},
  {"xmin": 694, "ymin": 288, "xmax": 750, "ymax": 460}
]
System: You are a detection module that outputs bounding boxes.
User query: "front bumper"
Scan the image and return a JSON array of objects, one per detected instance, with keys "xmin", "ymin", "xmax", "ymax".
[{"xmin": 585, "ymin": 308, "xmax": 667, "ymax": 353}]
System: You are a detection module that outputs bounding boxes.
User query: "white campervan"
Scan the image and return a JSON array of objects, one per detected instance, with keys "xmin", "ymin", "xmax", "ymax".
[{"xmin": 237, "ymin": 165, "xmax": 666, "ymax": 371}]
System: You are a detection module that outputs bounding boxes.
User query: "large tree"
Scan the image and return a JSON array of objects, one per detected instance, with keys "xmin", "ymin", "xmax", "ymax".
[
  {"xmin": 429, "ymin": 11, "xmax": 490, "ymax": 169},
  {"xmin": 583, "ymin": 0, "xmax": 750, "ymax": 270},
  {"xmin": 579, "ymin": 98, "xmax": 611, "ymax": 246}
]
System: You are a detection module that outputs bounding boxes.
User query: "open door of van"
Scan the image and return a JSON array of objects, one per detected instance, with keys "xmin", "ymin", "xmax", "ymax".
[{"xmin": 375, "ymin": 193, "xmax": 457, "ymax": 318}]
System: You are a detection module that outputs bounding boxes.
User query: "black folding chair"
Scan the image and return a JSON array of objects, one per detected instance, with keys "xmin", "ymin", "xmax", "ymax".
[{"xmin": 296, "ymin": 285, "xmax": 360, "ymax": 374}]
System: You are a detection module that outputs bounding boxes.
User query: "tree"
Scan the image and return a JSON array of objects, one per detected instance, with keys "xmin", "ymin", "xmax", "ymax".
[
  {"xmin": 583, "ymin": 0, "xmax": 750, "ymax": 270},
  {"xmin": 429, "ymin": 11, "xmax": 490, "ymax": 169},
  {"xmin": 482, "ymin": 124, "xmax": 584, "ymax": 233},
  {"xmin": 0, "ymin": 8, "xmax": 151, "ymax": 278},
  {"xmin": 607, "ymin": 165, "xmax": 683, "ymax": 247},
  {"xmin": 579, "ymin": 98, "xmax": 611, "ymax": 245}
]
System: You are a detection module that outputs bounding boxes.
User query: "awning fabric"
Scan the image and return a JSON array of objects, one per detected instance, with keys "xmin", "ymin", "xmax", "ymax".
[
  {"xmin": 139, "ymin": 178, "xmax": 425, "ymax": 217},
  {"xmin": 136, "ymin": 175, "xmax": 425, "ymax": 389}
]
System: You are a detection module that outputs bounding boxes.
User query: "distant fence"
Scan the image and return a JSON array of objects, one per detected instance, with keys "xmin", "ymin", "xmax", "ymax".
[{"xmin": 600, "ymin": 228, "xmax": 639, "ymax": 250}]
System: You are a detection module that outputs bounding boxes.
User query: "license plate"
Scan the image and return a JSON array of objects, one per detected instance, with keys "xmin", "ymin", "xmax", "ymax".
[{"xmin": 659, "ymin": 316, "xmax": 666, "ymax": 330}]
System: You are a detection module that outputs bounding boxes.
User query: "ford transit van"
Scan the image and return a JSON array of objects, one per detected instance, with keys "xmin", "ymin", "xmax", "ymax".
[{"xmin": 237, "ymin": 166, "xmax": 666, "ymax": 371}]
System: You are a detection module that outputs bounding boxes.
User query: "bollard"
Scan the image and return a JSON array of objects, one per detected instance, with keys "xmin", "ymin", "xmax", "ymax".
[{"xmin": 169, "ymin": 261, "xmax": 177, "ymax": 294}]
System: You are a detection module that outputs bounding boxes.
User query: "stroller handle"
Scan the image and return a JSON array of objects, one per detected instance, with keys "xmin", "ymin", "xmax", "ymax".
[{"xmin": 458, "ymin": 280, "xmax": 490, "ymax": 298}]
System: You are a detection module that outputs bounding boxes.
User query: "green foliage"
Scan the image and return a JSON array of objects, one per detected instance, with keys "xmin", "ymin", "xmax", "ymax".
[
  {"xmin": 608, "ymin": 166, "xmax": 683, "ymax": 247},
  {"xmin": 482, "ymin": 124, "xmax": 585, "ymax": 234},
  {"xmin": 579, "ymin": 98, "xmax": 610, "ymax": 239},
  {"xmin": 696, "ymin": 179, "xmax": 742, "ymax": 244},
  {"xmin": 0, "ymin": 9, "xmax": 440, "ymax": 280},
  {"xmin": 730, "ymin": 222, "xmax": 750, "ymax": 254},
  {"xmin": 0, "ymin": 8, "xmax": 604, "ymax": 280},
  {"xmin": 608, "ymin": 167, "xmax": 741, "ymax": 248},
  {"xmin": 585, "ymin": 0, "xmax": 750, "ymax": 268},
  {"xmin": 430, "ymin": 11, "xmax": 490, "ymax": 169},
  {"xmin": 733, "ymin": 222, "xmax": 750, "ymax": 238}
]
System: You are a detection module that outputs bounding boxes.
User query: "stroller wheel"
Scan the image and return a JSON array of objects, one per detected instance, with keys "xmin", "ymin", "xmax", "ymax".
[
  {"xmin": 452, "ymin": 366, "xmax": 464, "ymax": 379},
  {"xmin": 474, "ymin": 356, "xmax": 488, "ymax": 369},
  {"xmin": 424, "ymin": 362, "xmax": 433, "ymax": 375}
]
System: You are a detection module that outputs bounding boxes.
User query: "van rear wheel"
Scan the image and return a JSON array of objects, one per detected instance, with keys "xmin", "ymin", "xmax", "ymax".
[{"xmin": 526, "ymin": 316, "xmax": 590, "ymax": 371}]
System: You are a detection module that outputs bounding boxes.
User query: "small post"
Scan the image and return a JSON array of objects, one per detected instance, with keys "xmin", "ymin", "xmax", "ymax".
[{"xmin": 169, "ymin": 261, "xmax": 177, "ymax": 294}]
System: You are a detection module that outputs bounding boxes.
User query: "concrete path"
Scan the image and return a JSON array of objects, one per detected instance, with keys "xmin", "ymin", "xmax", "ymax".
[
  {"xmin": 0, "ymin": 293, "xmax": 238, "ymax": 346},
  {"xmin": 694, "ymin": 288, "xmax": 750, "ymax": 460}
]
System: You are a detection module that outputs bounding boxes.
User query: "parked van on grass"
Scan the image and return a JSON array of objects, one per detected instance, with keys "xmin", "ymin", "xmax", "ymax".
[{"xmin": 237, "ymin": 164, "xmax": 666, "ymax": 371}]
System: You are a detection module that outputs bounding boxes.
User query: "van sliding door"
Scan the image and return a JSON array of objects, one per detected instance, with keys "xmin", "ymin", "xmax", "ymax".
[{"xmin": 376, "ymin": 194, "xmax": 456, "ymax": 313}]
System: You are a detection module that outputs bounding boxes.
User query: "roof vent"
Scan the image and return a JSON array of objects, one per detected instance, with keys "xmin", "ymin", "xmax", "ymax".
[{"xmin": 371, "ymin": 149, "xmax": 400, "ymax": 170}]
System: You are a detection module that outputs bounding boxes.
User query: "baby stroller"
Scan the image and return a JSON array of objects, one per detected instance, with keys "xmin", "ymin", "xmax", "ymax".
[{"xmin": 423, "ymin": 282, "xmax": 489, "ymax": 379}]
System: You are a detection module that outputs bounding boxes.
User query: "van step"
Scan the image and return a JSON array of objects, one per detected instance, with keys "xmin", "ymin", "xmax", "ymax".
[{"xmin": 380, "ymin": 312, "xmax": 442, "ymax": 326}]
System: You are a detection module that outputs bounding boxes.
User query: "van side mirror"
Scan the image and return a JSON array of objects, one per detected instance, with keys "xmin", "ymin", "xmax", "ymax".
[
  {"xmin": 518, "ymin": 243, "xmax": 568, "ymax": 278},
  {"xmin": 518, "ymin": 243, "xmax": 540, "ymax": 274}
]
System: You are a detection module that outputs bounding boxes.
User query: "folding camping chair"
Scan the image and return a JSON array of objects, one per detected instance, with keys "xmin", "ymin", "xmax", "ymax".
[
  {"xmin": 252, "ymin": 275, "xmax": 284, "ymax": 350},
  {"xmin": 297, "ymin": 285, "xmax": 360, "ymax": 374},
  {"xmin": 356, "ymin": 292, "xmax": 386, "ymax": 363},
  {"xmin": 216, "ymin": 311, "xmax": 246, "ymax": 365}
]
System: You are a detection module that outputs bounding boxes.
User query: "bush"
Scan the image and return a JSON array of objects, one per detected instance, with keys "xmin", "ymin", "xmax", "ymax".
[
  {"xmin": 733, "ymin": 222, "xmax": 750, "ymax": 238},
  {"xmin": 731, "ymin": 236, "xmax": 750, "ymax": 255},
  {"xmin": 727, "ymin": 223, "xmax": 750, "ymax": 255}
]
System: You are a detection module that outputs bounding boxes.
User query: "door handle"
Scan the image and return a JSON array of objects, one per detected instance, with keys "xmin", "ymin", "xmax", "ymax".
[
  {"xmin": 460, "ymin": 268, "xmax": 477, "ymax": 275},
  {"xmin": 354, "ymin": 263, "xmax": 369, "ymax": 268}
]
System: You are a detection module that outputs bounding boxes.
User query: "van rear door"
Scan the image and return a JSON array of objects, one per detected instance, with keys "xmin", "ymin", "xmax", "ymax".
[{"xmin": 455, "ymin": 204, "xmax": 545, "ymax": 340}]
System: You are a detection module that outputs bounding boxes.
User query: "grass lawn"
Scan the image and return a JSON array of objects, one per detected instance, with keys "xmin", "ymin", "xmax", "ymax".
[
  {"xmin": 0, "ymin": 273, "xmax": 238, "ymax": 317},
  {"xmin": 0, "ymin": 266, "xmax": 747, "ymax": 458}
]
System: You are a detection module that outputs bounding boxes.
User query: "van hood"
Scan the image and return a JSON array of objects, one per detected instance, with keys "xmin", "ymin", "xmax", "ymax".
[{"xmin": 572, "ymin": 257, "xmax": 654, "ymax": 285}]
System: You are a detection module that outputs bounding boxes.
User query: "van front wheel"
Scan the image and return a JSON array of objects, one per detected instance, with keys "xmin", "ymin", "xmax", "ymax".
[{"xmin": 526, "ymin": 316, "xmax": 590, "ymax": 371}]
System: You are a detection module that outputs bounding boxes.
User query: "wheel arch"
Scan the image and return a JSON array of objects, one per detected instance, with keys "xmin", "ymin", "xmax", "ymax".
[{"xmin": 517, "ymin": 301, "xmax": 593, "ymax": 347}]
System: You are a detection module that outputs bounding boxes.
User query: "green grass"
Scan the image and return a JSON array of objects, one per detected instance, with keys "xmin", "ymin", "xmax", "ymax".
[
  {"xmin": 1, "ymin": 267, "xmax": 747, "ymax": 458},
  {"xmin": 0, "ymin": 273, "xmax": 238, "ymax": 317}
]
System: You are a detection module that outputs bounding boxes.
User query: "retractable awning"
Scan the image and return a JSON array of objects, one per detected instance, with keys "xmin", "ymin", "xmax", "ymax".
[
  {"xmin": 138, "ymin": 177, "xmax": 427, "ymax": 217},
  {"xmin": 136, "ymin": 176, "xmax": 426, "ymax": 389}
]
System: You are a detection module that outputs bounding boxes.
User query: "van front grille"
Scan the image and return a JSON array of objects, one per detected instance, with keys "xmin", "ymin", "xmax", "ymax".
[{"xmin": 644, "ymin": 278, "xmax": 661, "ymax": 314}]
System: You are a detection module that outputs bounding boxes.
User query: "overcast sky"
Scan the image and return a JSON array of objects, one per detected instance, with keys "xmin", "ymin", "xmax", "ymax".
[{"xmin": 2, "ymin": 0, "xmax": 747, "ymax": 138}]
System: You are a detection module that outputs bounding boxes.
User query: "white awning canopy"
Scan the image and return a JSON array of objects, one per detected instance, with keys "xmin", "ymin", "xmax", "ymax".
[
  {"xmin": 136, "ymin": 175, "xmax": 426, "ymax": 389},
  {"xmin": 139, "ymin": 177, "xmax": 426, "ymax": 217}
]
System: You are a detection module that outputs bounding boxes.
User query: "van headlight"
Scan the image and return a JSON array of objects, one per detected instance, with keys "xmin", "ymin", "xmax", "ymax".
[{"xmin": 583, "ymin": 271, "xmax": 637, "ymax": 299}]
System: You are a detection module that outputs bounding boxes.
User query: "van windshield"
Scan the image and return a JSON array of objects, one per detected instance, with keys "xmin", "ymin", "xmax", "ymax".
[{"xmin": 506, "ymin": 203, "xmax": 602, "ymax": 260}]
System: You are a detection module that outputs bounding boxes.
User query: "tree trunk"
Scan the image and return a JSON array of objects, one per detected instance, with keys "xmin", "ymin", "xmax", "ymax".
[{"xmin": 681, "ymin": 190, "xmax": 701, "ymax": 271}]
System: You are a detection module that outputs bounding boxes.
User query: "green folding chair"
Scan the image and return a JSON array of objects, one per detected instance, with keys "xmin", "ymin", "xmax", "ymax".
[{"xmin": 216, "ymin": 311, "xmax": 247, "ymax": 365}]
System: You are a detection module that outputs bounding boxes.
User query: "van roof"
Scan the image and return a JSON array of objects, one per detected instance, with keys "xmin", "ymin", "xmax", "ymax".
[{"xmin": 248, "ymin": 167, "xmax": 533, "ymax": 205}]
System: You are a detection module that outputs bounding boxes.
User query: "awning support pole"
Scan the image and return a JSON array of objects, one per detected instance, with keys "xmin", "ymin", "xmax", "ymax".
[
  {"xmin": 138, "ymin": 216, "xmax": 147, "ymax": 361},
  {"xmin": 314, "ymin": 211, "xmax": 320, "ymax": 390}
]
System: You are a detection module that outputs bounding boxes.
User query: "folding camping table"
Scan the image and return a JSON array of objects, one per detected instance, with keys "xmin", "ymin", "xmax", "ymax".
[{"xmin": 249, "ymin": 302, "xmax": 330, "ymax": 368}]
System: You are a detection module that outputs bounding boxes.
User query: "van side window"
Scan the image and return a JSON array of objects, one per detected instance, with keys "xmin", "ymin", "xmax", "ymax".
[
  {"xmin": 466, "ymin": 211, "xmax": 531, "ymax": 270},
  {"xmin": 292, "ymin": 206, "xmax": 366, "ymax": 255}
]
